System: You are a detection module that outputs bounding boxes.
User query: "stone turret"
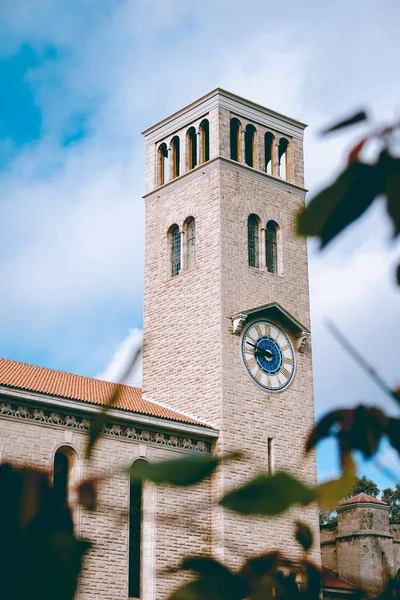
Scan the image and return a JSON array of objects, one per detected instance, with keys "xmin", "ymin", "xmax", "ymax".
[{"xmin": 321, "ymin": 493, "xmax": 399, "ymax": 597}]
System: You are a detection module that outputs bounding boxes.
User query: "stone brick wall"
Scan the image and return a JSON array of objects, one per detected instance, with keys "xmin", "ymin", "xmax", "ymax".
[
  {"xmin": 324, "ymin": 503, "xmax": 397, "ymax": 596},
  {"xmin": 142, "ymin": 89, "xmax": 319, "ymax": 573},
  {"xmin": 320, "ymin": 528, "xmax": 338, "ymax": 572},
  {"xmin": 0, "ymin": 403, "xmax": 212, "ymax": 600}
]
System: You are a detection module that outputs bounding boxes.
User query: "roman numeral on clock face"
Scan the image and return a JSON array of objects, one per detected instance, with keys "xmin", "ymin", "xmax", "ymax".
[
  {"xmin": 247, "ymin": 357, "xmax": 257, "ymax": 370},
  {"xmin": 255, "ymin": 323, "xmax": 263, "ymax": 337}
]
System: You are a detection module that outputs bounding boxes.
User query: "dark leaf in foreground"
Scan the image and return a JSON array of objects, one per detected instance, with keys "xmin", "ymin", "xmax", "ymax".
[
  {"xmin": 306, "ymin": 405, "xmax": 388, "ymax": 460},
  {"xmin": 321, "ymin": 110, "xmax": 367, "ymax": 135},
  {"xmin": 127, "ymin": 452, "xmax": 240, "ymax": 487},
  {"xmin": 382, "ymin": 152, "xmax": 400, "ymax": 237},
  {"xmin": 297, "ymin": 162, "xmax": 384, "ymax": 248},
  {"xmin": 295, "ymin": 521, "xmax": 313, "ymax": 552},
  {"xmin": 78, "ymin": 478, "xmax": 99, "ymax": 511},
  {"xmin": 0, "ymin": 463, "xmax": 90, "ymax": 600},
  {"xmin": 239, "ymin": 551, "xmax": 282, "ymax": 598},
  {"xmin": 303, "ymin": 561, "xmax": 322, "ymax": 600},
  {"xmin": 170, "ymin": 557, "xmax": 245, "ymax": 600},
  {"xmin": 387, "ymin": 418, "xmax": 400, "ymax": 454},
  {"xmin": 220, "ymin": 471, "xmax": 316, "ymax": 516}
]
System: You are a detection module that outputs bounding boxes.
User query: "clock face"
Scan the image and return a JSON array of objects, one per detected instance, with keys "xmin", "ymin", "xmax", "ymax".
[{"xmin": 241, "ymin": 320, "xmax": 295, "ymax": 391}]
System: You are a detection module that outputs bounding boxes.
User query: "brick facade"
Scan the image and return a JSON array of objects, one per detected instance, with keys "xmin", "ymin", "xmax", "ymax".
[{"xmin": 142, "ymin": 89, "xmax": 320, "ymax": 570}]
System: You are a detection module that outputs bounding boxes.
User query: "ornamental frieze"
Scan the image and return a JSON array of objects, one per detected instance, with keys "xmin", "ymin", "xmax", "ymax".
[{"xmin": 0, "ymin": 400, "xmax": 210, "ymax": 453}]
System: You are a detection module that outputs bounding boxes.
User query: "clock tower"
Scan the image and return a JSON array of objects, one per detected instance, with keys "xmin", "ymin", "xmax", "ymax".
[{"xmin": 142, "ymin": 89, "xmax": 319, "ymax": 564}]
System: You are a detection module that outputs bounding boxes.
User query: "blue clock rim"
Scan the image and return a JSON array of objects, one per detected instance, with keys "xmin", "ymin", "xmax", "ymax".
[{"xmin": 240, "ymin": 319, "xmax": 296, "ymax": 392}]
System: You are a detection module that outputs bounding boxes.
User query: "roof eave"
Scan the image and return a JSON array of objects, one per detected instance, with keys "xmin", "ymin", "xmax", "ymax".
[{"xmin": 0, "ymin": 386, "xmax": 219, "ymax": 439}]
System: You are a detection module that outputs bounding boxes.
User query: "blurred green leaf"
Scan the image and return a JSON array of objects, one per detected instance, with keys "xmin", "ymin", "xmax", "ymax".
[
  {"xmin": 317, "ymin": 455, "xmax": 357, "ymax": 511},
  {"xmin": 295, "ymin": 521, "xmax": 313, "ymax": 552},
  {"xmin": 220, "ymin": 471, "xmax": 316, "ymax": 516},
  {"xmin": 297, "ymin": 162, "xmax": 384, "ymax": 248},
  {"xmin": 321, "ymin": 110, "xmax": 367, "ymax": 135},
  {"xmin": 127, "ymin": 452, "xmax": 240, "ymax": 487}
]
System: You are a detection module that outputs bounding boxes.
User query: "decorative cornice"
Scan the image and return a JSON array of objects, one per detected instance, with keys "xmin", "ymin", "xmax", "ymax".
[
  {"xmin": 231, "ymin": 302, "xmax": 310, "ymax": 338},
  {"xmin": 142, "ymin": 88, "xmax": 306, "ymax": 139},
  {"xmin": 337, "ymin": 502, "xmax": 390, "ymax": 514},
  {"xmin": 0, "ymin": 392, "xmax": 215, "ymax": 453},
  {"xmin": 143, "ymin": 157, "xmax": 306, "ymax": 200},
  {"xmin": 336, "ymin": 532, "xmax": 393, "ymax": 541},
  {"xmin": 0, "ymin": 386, "xmax": 217, "ymax": 438}
]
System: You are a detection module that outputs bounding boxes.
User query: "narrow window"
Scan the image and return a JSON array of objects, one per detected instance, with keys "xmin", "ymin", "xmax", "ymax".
[
  {"xmin": 278, "ymin": 138, "xmax": 289, "ymax": 180},
  {"xmin": 187, "ymin": 127, "xmax": 197, "ymax": 170},
  {"xmin": 170, "ymin": 224, "xmax": 181, "ymax": 277},
  {"xmin": 267, "ymin": 438, "xmax": 275, "ymax": 475},
  {"xmin": 245, "ymin": 124, "xmax": 256, "ymax": 167},
  {"xmin": 199, "ymin": 119, "xmax": 210, "ymax": 163},
  {"xmin": 264, "ymin": 132, "xmax": 274, "ymax": 175},
  {"xmin": 129, "ymin": 459, "xmax": 147, "ymax": 599},
  {"xmin": 185, "ymin": 217, "xmax": 196, "ymax": 269},
  {"xmin": 171, "ymin": 136, "xmax": 180, "ymax": 178},
  {"xmin": 53, "ymin": 445, "xmax": 77, "ymax": 509},
  {"xmin": 230, "ymin": 118, "xmax": 241, "ymax": 161},
  {"xmin": 158, "ymin": 143, "xmax": 168, "ymax": 186},
  {"xmin": 266, "ymin": 220, "xmax": 278, "ymax": 274},
  {"xmin": 54, "ymin": 450, "xmax": 69, "ymax": 506},
  {"xmin": 248, "ymin": 214, "xmax": 260, "ymax": 268}
]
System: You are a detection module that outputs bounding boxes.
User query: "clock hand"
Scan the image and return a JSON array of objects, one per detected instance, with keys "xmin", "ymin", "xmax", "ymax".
[{"xmin": 246, "ymin": 341, "xmax": 274, "ymax": 361}]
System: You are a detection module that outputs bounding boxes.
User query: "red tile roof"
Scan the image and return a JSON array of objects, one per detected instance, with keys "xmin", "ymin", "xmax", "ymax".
[
  {"xmin": 322, "ymin": 567, "xmax": 358, "ymax": 591},
  {"xmin": 0, "ymin": 357, "xmax": 206, "ymax": 427},
  {"xmin": 340, "ymin": 493, "xmax": 387, "ymax": 506}
]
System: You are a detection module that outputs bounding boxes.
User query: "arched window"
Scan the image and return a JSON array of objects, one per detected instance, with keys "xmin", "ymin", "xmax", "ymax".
[
  {"xmin": 129, "ymin": 459, "xmax": 147, "ymax": 599},
  {"xmin": 278, "ymin": 138, "xmax": 289, "ymax": 180},
  {"xmin": 185, "ymin": 217, "xmax": 196, "ymax": 269},
  {"xmin": 158, "ymin": 143, "xmax": 168, "ymax": 186},
  {"xmin": 264, "ymin": 132, "xmax": 274, "ymax": 175},
  {"xmin": 245, "ymin": 124, "xmax": 256, "ymax": 167},
  {"xmin": 199, "ymin": 119, "xmax": 210, "ymax": 163},
  {"xmin": 53, "ymin": 445, "xmax": 77, "ymax": 508},
  {"xmin": 169, "ymin": 224, "xmax": 181, "ymax": 277},
  {"xmin": 248, "ymin": 214, "xmax": 260, "ymax": 268},
  {"xmin": 230, "ymin": 118, "xmax": 241, "ymax": 161},
  {"xmin": 187, "ymin": 127, "xmax": 197, "ymax": 170},
  {"xmin": 171, "ymin": 136, "xmax": 180, "ymax": 178},
  {"xmin": 266, "ymin": 220, "xmax": 279, "ymax": 274}
]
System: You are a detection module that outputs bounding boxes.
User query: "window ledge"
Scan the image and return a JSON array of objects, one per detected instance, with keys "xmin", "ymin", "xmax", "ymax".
[
  {"xmin": 247, "ymin": 266, "xmax": 284, "ymax": 278},
  {"xmin": 166, "ymin": 265, "xmax": 199, "ymax": 283}
]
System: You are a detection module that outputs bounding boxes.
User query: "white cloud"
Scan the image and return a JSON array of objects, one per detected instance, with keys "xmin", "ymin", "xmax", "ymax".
[
  {"xmin": 1, "ymin": 0, "xmax": 400, "ymax": 430},
  {"xmin": 96, "ymin": 328, "xmax": 143, "ymax": 387}
]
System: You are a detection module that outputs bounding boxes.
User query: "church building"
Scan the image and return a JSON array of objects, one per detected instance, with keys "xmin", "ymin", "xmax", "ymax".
[{"xmin": 0, "ymin": 89, "xmax": 320, "ymax": 599}]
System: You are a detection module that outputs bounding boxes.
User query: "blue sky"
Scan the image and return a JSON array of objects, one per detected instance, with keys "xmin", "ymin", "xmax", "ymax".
[{"xmin": 1, "ymin": 0, "xmax": 400, "ymax": 491}]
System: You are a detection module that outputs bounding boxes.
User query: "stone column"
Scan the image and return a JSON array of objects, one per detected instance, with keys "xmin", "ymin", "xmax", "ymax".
[
  {"xmin": 260, "ymin": 227, "xmax": 266, "ymax": 268},
  {"xmin": 240, "ymin": 129, "xmax": 246, "ymax": 164},
  {"xmin": 197, "ymin": 131, "xmax": 202, "ymax": 166},
  {"xmin": 180, "ymin": 230, "xmax": 185, "ymax": 272},
  {"xmin": 273, "ymin": 143, "xmax": 280, "ymax": 177}
]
